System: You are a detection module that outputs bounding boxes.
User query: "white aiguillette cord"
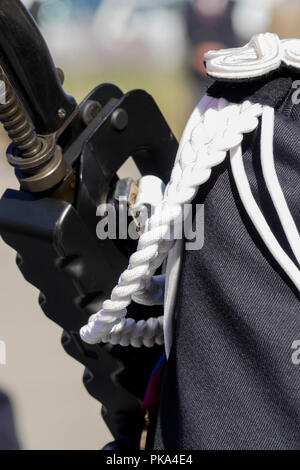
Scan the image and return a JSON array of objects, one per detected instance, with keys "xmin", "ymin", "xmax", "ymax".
[
  {"xmin": 79, "ymin": 32, "xmax": 300, "ymax": 348},
  {"xmin": 230, "ymin": 106, "xmax": 300, "ymax": 291},
  {"xmin": 260, "ymin": 106, "xmax": 300, "ymax": 267},
  {"xmin": 80, "ymin": 96, "xmax": 281, "ymax": 348}
]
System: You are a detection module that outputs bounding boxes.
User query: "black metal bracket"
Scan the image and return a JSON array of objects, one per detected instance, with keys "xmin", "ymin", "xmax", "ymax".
[{"xmin": 0, "ymin": 83, "xmax": 178, "ymax": 448}]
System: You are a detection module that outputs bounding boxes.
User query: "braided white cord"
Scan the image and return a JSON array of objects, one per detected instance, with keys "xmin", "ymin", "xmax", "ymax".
[
  {"xmin": 80, "ymin": 96, "xmax": 263, "ymax": 347},
  {"xmin": 133, "ymin": 96, "xmax": 218, "ymax": 305}
]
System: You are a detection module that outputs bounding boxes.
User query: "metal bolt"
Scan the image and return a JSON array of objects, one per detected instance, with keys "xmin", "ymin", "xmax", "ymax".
[
  {"xmin": 81, "ymin": 100, "xmax": 102, "ymax": 126},
  {"xmin": 58, "ymin": 108, "xmax": 67, "ymax": 119},
  {"xmin": 111, "ymin": 108, "xmax": 128, "ymax": 131}
]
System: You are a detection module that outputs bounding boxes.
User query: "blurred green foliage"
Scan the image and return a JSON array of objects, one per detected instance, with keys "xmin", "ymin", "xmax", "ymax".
[
  {"xmin": 0, "ymin": 66, "xmax": 195, "ymax": 148},
  {"xmin": 63, "ymin": 65, "xmax": 194, "ymax": 139}
]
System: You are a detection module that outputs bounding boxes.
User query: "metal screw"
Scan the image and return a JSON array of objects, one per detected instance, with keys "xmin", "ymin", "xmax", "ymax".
[
  {"xmin": 58, "ymin": 108, "xmax": 67, "ymax": 119},
  {"xmin": 111, "ymin": 108, "xmax": 128, "ymax": 131},
  {"xmin": 81, "ymin": 100, "xmax": 102, "ymax": 126}
]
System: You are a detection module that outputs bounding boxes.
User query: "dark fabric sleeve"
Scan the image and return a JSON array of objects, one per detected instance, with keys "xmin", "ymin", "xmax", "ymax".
[
  {"xmin": 0, "ymin": 391, "xmax": 20, "ymax": 450},
  {"xmin": 154, "ymin": 79, "xmax": 300, "ymax": 450}
]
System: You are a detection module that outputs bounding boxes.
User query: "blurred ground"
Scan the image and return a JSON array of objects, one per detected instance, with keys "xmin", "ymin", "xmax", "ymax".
[{"xmin": 0, "ymin": 66, "xmax": 193, "ymax": 450}]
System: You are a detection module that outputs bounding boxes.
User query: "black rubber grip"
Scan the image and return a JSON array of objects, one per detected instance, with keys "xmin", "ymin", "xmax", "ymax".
[{"xmin": 0, "ymin": 0, "xmax": 77, "ymax": 134}]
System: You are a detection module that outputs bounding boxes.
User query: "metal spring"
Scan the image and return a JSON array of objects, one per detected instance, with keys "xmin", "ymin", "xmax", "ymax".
[{"xmin": 0, "ymin": 70, "xmax": 42, "ymax": 159}]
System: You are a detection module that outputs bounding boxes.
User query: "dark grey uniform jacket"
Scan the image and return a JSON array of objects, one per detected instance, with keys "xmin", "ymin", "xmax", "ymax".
[{"xmin": 154, "ymin": 69, "xmax": 300, "ymax": 450}]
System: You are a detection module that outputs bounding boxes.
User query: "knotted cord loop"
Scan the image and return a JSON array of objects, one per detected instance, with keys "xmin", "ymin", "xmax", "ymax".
[{"xmin": 205, "ymin": 33, "xmax": 300, "ymax": 80}]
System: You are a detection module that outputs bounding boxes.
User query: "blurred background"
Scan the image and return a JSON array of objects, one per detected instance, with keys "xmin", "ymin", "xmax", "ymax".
[{"xmin": 0, "ymin": 0, "xmax": 299, "ymax": 450}]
